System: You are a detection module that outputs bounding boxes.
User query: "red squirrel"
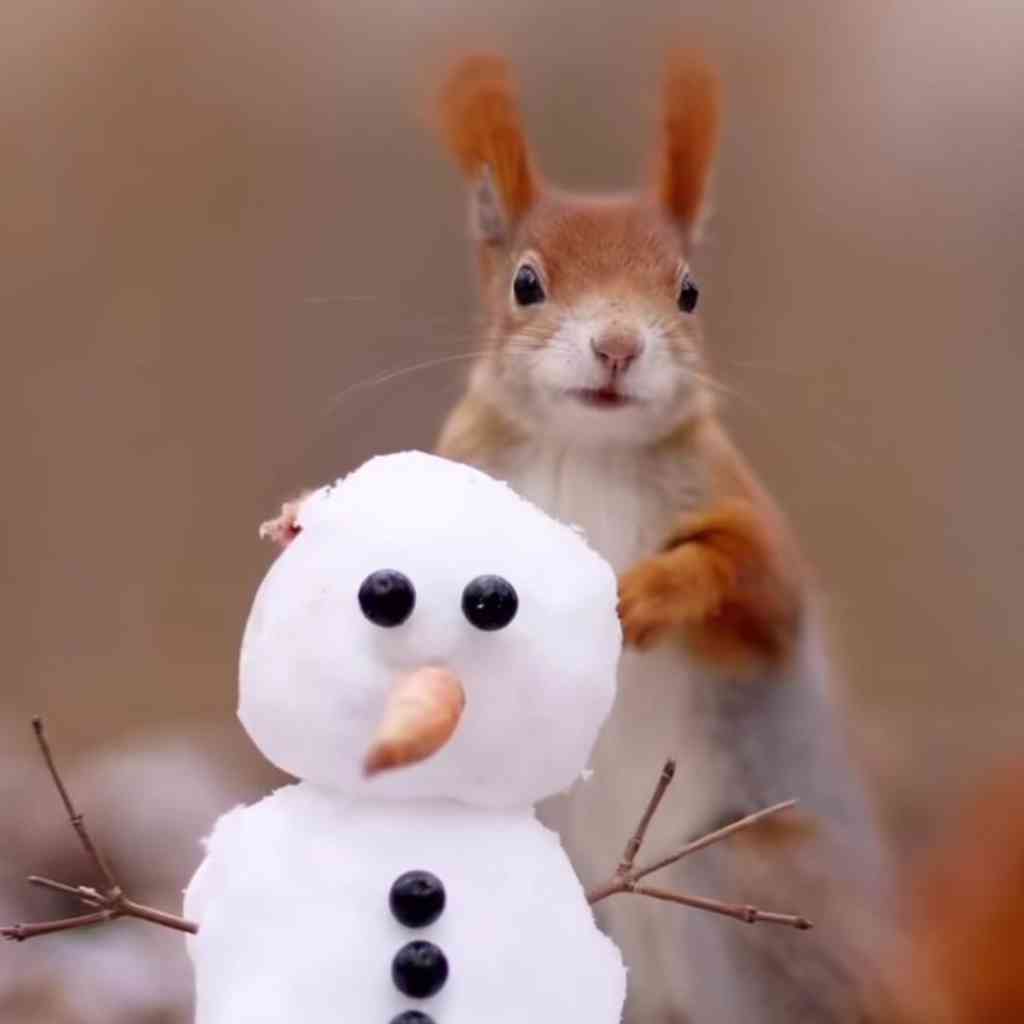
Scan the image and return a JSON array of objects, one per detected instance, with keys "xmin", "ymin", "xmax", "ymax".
[{"xmin": 430, "ymin": 51, "xmax": 892, "ymax": 1023}]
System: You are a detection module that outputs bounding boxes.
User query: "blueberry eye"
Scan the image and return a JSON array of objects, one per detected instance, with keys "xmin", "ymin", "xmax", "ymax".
[
  {"xmin": 513, "ymin": 264, "xmax": 545, "ymax": 306},
  {"xmin": 358, "ymin": 569, "xmax": 415, "ymax": 628},
  {"xmin": 462, "ymin": 575, "xmax": 518, "ymax": 631},
  {"xmin": 678, "ymin": 272, "xmax": 699, "ymax": 314}
]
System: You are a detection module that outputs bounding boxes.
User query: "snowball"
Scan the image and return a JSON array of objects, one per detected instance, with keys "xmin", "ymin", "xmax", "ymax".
[
  {"xmin": 239, "ymin": 451, "xmax": 621, "ymax": 807},
  {"xmin": 185, "ymin": 785, "xmax": 626, "ymax": 1024}
]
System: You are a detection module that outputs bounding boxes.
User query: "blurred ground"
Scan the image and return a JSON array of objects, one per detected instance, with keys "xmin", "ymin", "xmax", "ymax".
[{"xmin": 1, "ymin": 1, "xmax": 1022, "ymax": 1019}]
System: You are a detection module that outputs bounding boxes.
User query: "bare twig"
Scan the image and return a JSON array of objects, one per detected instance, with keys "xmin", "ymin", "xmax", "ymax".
[
  {"xmin": 3, "ymin": 910, "xmax": 114, "ymax": 942},
  {"xmin": 615, "ymin": 758, "xmax": 676, "ymax": 878},
  {"xmin": 31, "ymin": 717, "xmax": 119, "ymax": 894},
  {"xmin": 28, "ymin": 876, "xmax": 104, "ymax": 905},
  {"xmin": 119, "ymin": 898, "xmax": 197, "ymax": 933},
  {"xmin": 1, "ymin": 718, "xmax": 199, "ymax": 943},
  {"xmin": 24, "ymin": 875, "xmax": 197, "ymax": 934},
  {"xmin": 587, "ymin": 759, "xmax": 813, "ymax": 931},
  {"xmin": 631, "ymin": 800, "xmax": 799, "ymax": 885},
  {"xmin": 631, "ymin": 884, "xmax": 812, "ymax": 930}
]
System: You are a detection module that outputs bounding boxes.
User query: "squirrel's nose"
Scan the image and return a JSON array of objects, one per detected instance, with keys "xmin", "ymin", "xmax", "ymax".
[{"xmin": 591, "ymin": 332, "xmax": 643, "ymax": 374}]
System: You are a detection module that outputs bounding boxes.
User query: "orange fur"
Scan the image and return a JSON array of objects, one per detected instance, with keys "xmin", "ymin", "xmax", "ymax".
[
  {"xmin": 897, "ymin": 763, "xmax": 1024, "ymax": 1023},
  {"xmin": 437, "ymin": 54, "xmax": 539, "ymax": 226},
  {"xmin": 656, "ymin": 49, "xmax": 721, "ymax": 229},
  {"xmin": 618, "ymin": 496, "xmax": 804, "ymax": 672},
  {"xmin": 469, "ymin": 192, "xmax": 706, "ymax": 367}
]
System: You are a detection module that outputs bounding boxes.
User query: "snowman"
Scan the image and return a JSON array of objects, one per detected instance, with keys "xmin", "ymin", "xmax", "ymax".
[{"xmin": 184, "ymin": 451, "xmax": 627, "ymax": 1024}]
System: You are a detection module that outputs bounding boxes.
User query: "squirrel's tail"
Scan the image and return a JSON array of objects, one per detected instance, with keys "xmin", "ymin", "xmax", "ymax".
[{"xmin": 893, "ymin": 759, "xmax": 1024, "ymax": 1022}]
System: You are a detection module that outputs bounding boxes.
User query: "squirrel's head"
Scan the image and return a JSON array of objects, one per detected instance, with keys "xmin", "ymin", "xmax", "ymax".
[{"xmin": 437, "ymin": 52, "xmax": 720, "ymax": 446}]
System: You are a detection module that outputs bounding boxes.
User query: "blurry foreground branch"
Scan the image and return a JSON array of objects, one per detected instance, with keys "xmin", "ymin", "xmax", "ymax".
[
  {"xmin": 1, "ymin": 717, "xmax": 198, "ymax": 942},
  {"xmin": 587, "ymin": 759, "xmax": 813, "ymax": 930}
]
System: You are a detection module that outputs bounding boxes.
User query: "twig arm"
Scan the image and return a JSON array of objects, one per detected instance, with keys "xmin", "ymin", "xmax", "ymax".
[
  {"xmin": 31, "ymin": 717, "xmax": 120, "ymax": 894},
  {"xmin": 616, "ymin": 759, "xmax": 676, "ymax": 877},
  {"xmin": 630, "ymin": 883, "xmax": 812, "ymax": 930},
  {"xmin": 24, "ymin": 875, "xmax": 198, "ymax": 935},
  {"xmin": 28, "ymin": 875, "xmax": 103, "ymax": 905},
  {"xmin": 121, "ymin": 899, "xmax": 198, "ymax": 935},
  {"xmin": 631, "ymin": 799, "xmax": 798, "ymax": 883},
  {"xmin": 2, "ymin": 718, "xmax": 199, "ymax": 943},
  {"xmin": 586, "ymin": 763, "xmax": 812, "ymax": 931},
  {"xmin": 2, "ymin": 910, "xmax": 115, "ymax": 942}
]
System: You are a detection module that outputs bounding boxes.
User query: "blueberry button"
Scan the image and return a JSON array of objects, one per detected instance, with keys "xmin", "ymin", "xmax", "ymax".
[
  {"xmin": 389, "ymin": 870, "xmax": 446, "ymax": 929},
  {"xmin": 392, "ymin": 940, "xmax": 449, "ymax": 999},
  {"xmin": 390, "ymin": 1013, "xmax": 434, "ymax": 1024}
]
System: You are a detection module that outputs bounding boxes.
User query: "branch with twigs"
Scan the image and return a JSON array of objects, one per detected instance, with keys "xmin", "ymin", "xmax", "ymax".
[
  {"xmin": 1, "ymin": 717, "xmax": 198, "ymax": 943},
  {"xmin": 2, "ymin": 723, "xmax": 808, "ymax": 947},
  {"xmin": 587, "ymin": 759, "xmax": 813, "ymax": 930}
]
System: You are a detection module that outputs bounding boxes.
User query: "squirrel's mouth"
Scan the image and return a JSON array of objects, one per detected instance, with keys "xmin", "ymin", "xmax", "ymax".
[{"xmin": 567, "ymin": 386, "xmax": 638, "ymax": 410}]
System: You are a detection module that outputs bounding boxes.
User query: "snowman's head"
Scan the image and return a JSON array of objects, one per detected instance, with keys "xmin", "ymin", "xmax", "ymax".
[{"xmin": 238, "ymin": 451, "xmax": 621, "ymax": 807}]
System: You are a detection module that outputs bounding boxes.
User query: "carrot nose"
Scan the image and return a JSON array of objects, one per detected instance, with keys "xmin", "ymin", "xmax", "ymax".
[
  {"xmin": 591, "ymin": 332, "xmax": 643, "ymax": 373},
  {"xmin": 363, "ymin": 667, "xmax": 466, "ymax": 777}
]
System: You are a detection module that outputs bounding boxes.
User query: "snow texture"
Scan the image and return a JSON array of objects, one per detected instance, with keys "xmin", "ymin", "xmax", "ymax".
[
  {"xmin": 238, "ymin": 450, "xmax": 621, "ymax": 807},
  {"xmin": 186, "ymin": 452, "xmax": 625, "ymax": 1023},
  {"xmin": 186, "ymin": 786, "xmax": 625, "ymax": 1024}
]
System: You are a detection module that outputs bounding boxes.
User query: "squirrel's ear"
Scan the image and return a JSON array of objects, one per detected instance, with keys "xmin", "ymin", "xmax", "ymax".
[
  {"xmin": 653, "ymin": 50, "xmax": 720, "ymax": 239},
  {"xmin": 437, "ymin": 54, "xmax": 539, "ymax": 244}
]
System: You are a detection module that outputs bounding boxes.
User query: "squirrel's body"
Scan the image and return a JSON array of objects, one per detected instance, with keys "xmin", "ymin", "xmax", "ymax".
[
  {"xmin": 433, "ymin": 54, "xmax": 891, "ymax": 1022},
  {"xmin": 440, "ymin": 395, "xmax": 887, "ymax": 1022}
]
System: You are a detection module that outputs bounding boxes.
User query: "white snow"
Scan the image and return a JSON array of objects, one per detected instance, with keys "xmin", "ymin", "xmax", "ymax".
[
  {"xmin": 238, "ymin": 451, "xmax": 621, "ymax": 807},
  {"xmin": 187, "ymin": 451, "xmax": 626, "ymax": 1023},
  {"xmin": 186, "ymin": 786, "xmax": 625, "ymax": 1024}
]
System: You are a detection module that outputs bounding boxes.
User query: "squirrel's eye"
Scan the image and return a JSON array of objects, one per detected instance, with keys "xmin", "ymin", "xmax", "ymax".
[
  {"xmin": 513, "ymin": 264, "xmax": 545, "ymax": 306},
  {"xmin": 359, "ymin": 569, "xmax": 415, "ymax": 628},
  {"xmin": 678, "ymin": 272, "xmax": 699, "ymax": 314},
  {"xmin": 462, "ymin": 575, "xmax": 518, "ymax": 631}
]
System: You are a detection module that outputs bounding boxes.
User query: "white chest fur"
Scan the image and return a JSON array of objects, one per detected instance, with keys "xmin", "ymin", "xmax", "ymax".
[
  {"xmin": 184, "ymin": 784, "xmax": 624, "ymax": 1024},
  {"xmin": 489, "ymin": 441, "xmax": 702, "ymax": 573},
  {"xmin": 475, "ymin": 440, "xmax": 725, "ymax": 843}
]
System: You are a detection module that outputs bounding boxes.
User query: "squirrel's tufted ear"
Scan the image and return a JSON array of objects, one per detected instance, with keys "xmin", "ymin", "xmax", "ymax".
[
  {"xmin": 437, "ymin": 54, "xmax": 539, "ymax": 244},
  {"xmin": 653, "ymin": 50, "xmax": 721, "ymax": 240}
]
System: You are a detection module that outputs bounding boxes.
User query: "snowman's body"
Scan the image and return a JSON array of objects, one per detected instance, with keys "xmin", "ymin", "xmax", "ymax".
[
  {"xmin": 185, "ymin": 453, "xmax": 626, "ymax": 1023},
  {"xmin": 186, "ymin": 785, "xmax": 622, "ymax": 1023}
]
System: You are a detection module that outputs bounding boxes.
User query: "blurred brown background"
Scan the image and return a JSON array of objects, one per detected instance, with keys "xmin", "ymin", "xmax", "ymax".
[{"xmin": 1, "ymin": 0, "xmax": 1022, "ymax": 1018}]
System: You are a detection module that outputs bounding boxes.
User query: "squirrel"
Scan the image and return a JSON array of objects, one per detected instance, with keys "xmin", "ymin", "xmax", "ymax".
[{"xmin": 429, "ymin": 50, "xmax": 893, "ymax": 1023}]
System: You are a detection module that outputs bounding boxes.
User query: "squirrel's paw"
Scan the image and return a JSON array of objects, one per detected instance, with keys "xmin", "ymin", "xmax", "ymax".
[{"xmin": 618, "ymin": 555, "xmax": 703, "ymax": 650}]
